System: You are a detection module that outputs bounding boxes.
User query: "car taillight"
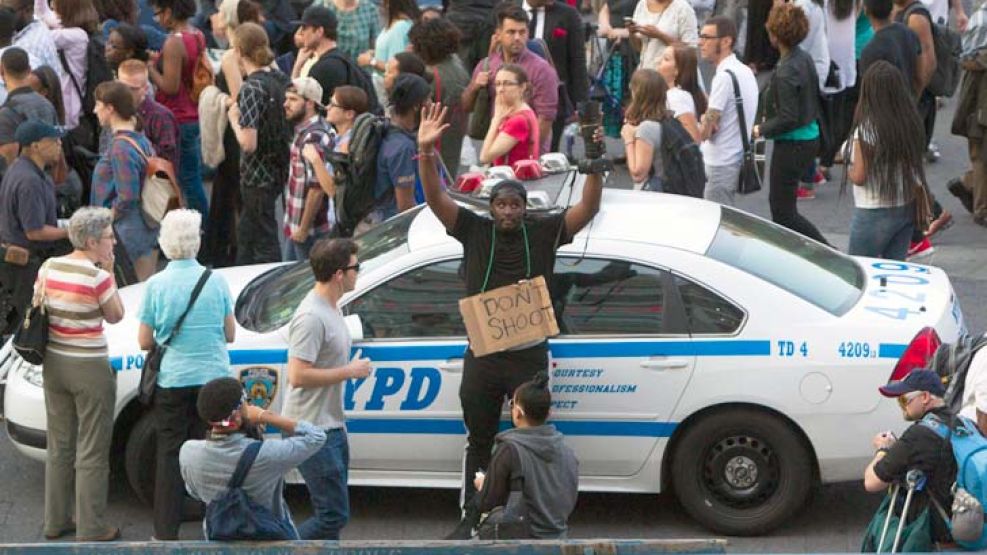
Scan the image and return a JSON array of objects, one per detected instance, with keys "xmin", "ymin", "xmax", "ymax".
[
  {"xmin": 888, "ymin": 326, "xmax": 941, "ymax": 382},
  {"xmin": 455, "ymin": 172, "xmax": 485, "ymax": 193}
]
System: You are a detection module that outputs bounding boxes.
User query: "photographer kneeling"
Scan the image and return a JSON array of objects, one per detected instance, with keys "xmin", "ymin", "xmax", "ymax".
[{"xmin": 453, "ymin": 372, "xmax": 579, "ymax": 539}]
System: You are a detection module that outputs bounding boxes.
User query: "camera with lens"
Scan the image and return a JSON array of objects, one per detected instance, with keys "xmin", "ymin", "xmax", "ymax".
[{"xmin": 575, "ymin": 101, "xmax": 613, "ymax": 175}]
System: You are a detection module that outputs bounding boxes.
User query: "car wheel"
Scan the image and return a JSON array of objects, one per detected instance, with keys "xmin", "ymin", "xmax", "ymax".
[
  {"xmin": 124, "ymin": 412, "xmax": 156, "ymax": 506},
  {"xmin": 671, "ymin": 409, "xmax": 813, "ymax": 536}
]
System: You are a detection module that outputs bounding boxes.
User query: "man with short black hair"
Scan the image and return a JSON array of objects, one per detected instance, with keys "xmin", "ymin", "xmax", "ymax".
[
  {"xmin": 283, "ymin": 238, "xmax": 372, "ymax": 540},
  {"xmin": 292, "ymin": 6, "xmax": 380, "ymax": 113},
  {"xmin": 699, "ymin": 16, "xmax": 757, "ymax": 208},
  {"xmin": 864, "ymin": 369, "xmax": 956, "ymax": 545},
  {"xmin": 178, "ymin": 377, "xmax": 327, "ymax": 540},
  {"xmin": 0, "ymin": 119, "xmax": 67, "ymax": 335},
  {"xmin": 462, "ymin": 4, "xmax": 558, "ymax": 153},
  {"xmin": 862, "ymin": 0, "xmax": 922, "ymax": 93},
  {"xmin": 0, "ymin": 0, "xmax": 63, "ymax": 85},
  {"xmin": 0, "ymin": 47, "xmax": 56, "ymax": 167}
]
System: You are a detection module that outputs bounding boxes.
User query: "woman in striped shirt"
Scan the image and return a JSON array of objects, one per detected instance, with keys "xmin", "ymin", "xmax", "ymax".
[{"xmin": 40, "ymin": 207, "xmax": 125, "ymax": 542}]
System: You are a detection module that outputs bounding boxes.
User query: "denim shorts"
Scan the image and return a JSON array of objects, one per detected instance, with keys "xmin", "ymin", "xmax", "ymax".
[{"xmin": 114, "ymin": 207, "xmax": 159, "ymax": 259}]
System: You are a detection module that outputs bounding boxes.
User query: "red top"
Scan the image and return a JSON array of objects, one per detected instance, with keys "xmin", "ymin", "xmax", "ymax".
[
  {"xmin": 155, "ymin": 30, "xmax": 203, "ymax": 124},
  {"xmin": 493, "ymin": 108, "xmax": 539, "ymax": 167}
]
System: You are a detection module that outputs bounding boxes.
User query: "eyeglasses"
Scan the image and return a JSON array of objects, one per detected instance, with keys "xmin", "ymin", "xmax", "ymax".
[
  {"xmin": 698, "ymin": 34, "xmax": 721, "ymax": 40},
  {"xmin": 494, "ymin": 81, "xmax": 520, "ymax": 88},
  {"xmin": 897, "ymin": 391, "xmax": 923, "ymax": 410},
  {"xmin": 343, "ymin": 263, "xmax": 361, "ymax": 273}
]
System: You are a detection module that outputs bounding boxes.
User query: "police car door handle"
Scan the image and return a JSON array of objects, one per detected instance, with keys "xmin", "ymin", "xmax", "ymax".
[
  {"xmin": 438, "ymin": 359, "xmax": 464, "ymax": 373},
  {"xmin": 640, "ymin": 357, "xmax": 690, "ymax": 370}
]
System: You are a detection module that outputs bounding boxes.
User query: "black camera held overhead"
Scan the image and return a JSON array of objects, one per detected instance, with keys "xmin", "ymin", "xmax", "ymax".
[{"xmin": 576, "ymin": 101, "xmax": 613, "ymax": 175}]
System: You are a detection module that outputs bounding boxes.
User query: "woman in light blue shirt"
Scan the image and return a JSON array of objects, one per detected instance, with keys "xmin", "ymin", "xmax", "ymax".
[
  {"xmin": 358, "ymin": 0, "xmax": 420, "ymax": 102},
  {"xmin": 137, "ymin": 209, "xmax": 236, "ymax": 541}
]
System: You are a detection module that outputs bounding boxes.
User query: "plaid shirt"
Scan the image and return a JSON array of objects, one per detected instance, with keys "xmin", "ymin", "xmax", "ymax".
[
  {"xmin": 139, "ymin": 97, "xmax": 181, "ymax": 172},
  {"xmin": 284, "ymin": 116, "xmax": 333, "ymax": 237},
  {"xmin": 322, "ymin": 0, "xmax": 380, "ymax": 63},
  {"xmin": 91, "ymin": 130, "xmax": 151, "ymax": 211}
]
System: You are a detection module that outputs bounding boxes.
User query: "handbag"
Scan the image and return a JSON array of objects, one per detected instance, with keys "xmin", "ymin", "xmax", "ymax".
[
  {"xmin": 12, "ymin": 260, "xmax": 51, "ymax": 365},
  {"xmin": 138, "ymin": 269, "xmax": 212, "ymax": 405},
  {"xmin": 468, "ymin": 57, "xmax": 492, "ymax": 140},
  {"xmin": 726, "ymin": 69, "xmax": 762, "ymax": 195}
]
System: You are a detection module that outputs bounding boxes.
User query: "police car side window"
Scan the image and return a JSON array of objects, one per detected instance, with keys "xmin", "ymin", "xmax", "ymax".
[
  {"xmin": 674, "ymin": 276, "xmax": 744, "ymax": 334},
  {"xmin": 552, "ymin": 258, "xmax": 667, "ymax": 335},
  {"xmin": 347, "ymin": 259, "xmax": 467, "ymax": 338}
]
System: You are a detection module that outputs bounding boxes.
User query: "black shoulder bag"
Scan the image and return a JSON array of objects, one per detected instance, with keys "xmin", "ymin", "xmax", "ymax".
[
  {"xmin": 726, "ymin": 69, "xmax": 762, "ymax": 195},
  {"xmin": 138, "ymin": 269, "xmax": 212, "ymax": 405}
]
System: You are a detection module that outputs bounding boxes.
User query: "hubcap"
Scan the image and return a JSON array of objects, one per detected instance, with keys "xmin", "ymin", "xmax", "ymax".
[{"xmin": 701, "ymin": 433, "xmax": 780, "ymax": 509}]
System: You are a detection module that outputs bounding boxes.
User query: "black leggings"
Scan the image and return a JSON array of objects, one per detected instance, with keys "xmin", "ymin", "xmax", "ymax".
[
  {"xmin": 459, "ymin": 343, "xmax": 546, "ymax": 505},
  {"xmin": 769, "ymin": 139, "xmax": 828, "ymax": 244}
]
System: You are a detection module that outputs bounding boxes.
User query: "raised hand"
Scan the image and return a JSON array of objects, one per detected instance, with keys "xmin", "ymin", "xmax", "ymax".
[{"xmin": 418, "ymin": 103, "xmax": 450, "ymax": 150}]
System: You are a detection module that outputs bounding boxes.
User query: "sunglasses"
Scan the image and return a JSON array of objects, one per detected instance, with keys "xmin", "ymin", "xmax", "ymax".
[
  {"xmin": 897, "ymin": 391, "xmax": 923, "ymax": 410},
  {"xmin": 343, "ymin": 263, "xmax": 360, "ymax": 272}
]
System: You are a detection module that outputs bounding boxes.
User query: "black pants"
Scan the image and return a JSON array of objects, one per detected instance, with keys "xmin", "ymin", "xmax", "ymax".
[
  {"xmin": 459, "ymin": 343, "xmax": 546, "ymax": 505},
  {"xmin": 0, "ymin": 256, "xmax": 39, "ymax": 336},
  {"xmin": 236, "ymin": 185, "xmax": 281, "ymax": 266},
  {"xmin": 153, "ymin": 385, "xmax": 207, "ymax": 540},
  {"xmin": 769, "ymin": 139, "xmax": 828, "ymax": 244},
  {"xmin": 201, "ymin": 127, "xmax": 241, "ymax": 268}
]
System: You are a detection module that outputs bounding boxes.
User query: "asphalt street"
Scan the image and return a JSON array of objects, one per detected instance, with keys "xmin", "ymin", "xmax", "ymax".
[{"xmin": 0, "ymin": 94, "xmax": 984, "ymax": 551}]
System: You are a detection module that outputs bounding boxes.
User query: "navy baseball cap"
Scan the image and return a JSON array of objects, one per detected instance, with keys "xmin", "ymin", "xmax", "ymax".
[
  {"xmin": 878, "ymin": 369, "xmax": 945, "ymax": 398},
  {"xmin": 294, "ymin": 5, "xmax": 336, "ymax": 32},
  {"xmin": 15, "ymin": 120, "xmax": 63, "ymax": 146}
]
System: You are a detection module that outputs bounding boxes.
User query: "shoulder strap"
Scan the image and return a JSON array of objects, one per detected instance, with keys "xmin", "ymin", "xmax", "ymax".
[
  {"xmin": 115, "ymin": 134, "xmax": 152, "ymax": 162},
  {"xmin": 228, "ymin": 440, "xmax": 262, "ymax": 490},
  {"xmin": 57, "ymin": 50, "xmax": 84, "ymax": 100},
  {"xmin": 724, "ymin": 69, "xmax": 752, "ymax": 153},
  {"xmin": 162, "ymin": 269, "xmax": 211, "ymax": 347},
  {"xmin": 432, "ymin": 67, "xmax": 442, "ymax": 101}
]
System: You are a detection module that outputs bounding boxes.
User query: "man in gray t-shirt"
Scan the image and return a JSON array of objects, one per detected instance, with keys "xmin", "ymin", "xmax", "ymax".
[{"xmin": 283, "ymin": 238, "xmax": 371, "ymax": 540}]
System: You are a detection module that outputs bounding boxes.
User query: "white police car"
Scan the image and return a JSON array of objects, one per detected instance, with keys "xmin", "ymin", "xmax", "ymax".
[{"xmin": 1, "ymin": 170, "xmax": 965, "ymax": 535}]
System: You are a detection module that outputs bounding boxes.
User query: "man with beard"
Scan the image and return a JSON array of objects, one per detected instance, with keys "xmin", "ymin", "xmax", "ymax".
[
  {"xmin": 416, "ymin": 102, "xmax": 603, "ymax": 511},
  {"xmin": 283, "ymin": 77, "xmax": 333, "ymax": 261}
]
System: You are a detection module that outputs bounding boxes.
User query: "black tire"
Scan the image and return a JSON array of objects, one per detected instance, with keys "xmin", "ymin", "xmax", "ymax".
[
  {"xmin": 124, "ymin": 412, "xmax": 156, "ymax": 506},
  {"xmin": 670, "ymin": 409, "xmax": 813, "ymax": 536}
]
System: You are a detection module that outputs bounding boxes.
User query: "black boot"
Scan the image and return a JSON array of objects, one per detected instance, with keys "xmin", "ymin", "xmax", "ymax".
[
  {"xmin": 445, "ymin": 504, "xmax": 481, "ymax": 540},
  {"xmin": 948, "ymin": 178, "xmax": 974, "ymax": 214}
]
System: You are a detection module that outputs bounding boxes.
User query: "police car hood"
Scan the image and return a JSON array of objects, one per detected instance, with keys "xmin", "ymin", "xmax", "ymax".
[{"xmin": 104, "ymin": 262, "xmax": 284, "ymax": 361}]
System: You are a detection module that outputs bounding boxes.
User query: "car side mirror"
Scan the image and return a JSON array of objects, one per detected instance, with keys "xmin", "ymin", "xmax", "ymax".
[{"xmin": 344, "ymin": 314, "xmax": 364, "ymax": 341}]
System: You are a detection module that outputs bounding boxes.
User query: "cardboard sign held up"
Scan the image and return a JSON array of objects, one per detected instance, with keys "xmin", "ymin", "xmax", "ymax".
[{"xmin": 459, "ymin": 276, "xmax": 560, "ymax": 357}]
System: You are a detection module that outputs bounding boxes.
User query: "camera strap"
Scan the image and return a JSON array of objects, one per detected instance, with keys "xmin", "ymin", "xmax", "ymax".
[{"xmin": 480, "ymin": 222, "xmax": 531, "ymax": 293}]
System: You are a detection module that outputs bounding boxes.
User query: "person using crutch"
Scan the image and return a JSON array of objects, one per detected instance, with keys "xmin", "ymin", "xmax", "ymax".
[{"xmin": 861, "ymin": 369, "xmax": 956, "ymax": 551}]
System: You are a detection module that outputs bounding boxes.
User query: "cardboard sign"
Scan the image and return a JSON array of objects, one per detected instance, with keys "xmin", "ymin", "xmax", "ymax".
[{"xmin": 459, "ymin": 276, "xmax": 560, "ymax": 357}]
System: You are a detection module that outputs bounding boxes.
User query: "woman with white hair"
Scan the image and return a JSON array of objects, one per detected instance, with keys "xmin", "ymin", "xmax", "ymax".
[
  {"xmin": 41, "ymin": 206, "xmax": 124, "ymax": 542},
  {"xmin": 136, "ymin": 209, "xmax": 236, "ymax": 540}
]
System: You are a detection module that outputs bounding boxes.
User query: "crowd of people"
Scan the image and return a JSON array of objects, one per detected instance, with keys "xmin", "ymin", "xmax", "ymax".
[{"xmin": 0, "ymin": 0, "xmax": 985, "ymax": 543}]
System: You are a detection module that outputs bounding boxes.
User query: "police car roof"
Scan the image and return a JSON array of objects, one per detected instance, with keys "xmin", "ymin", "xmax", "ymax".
[{"xmin": 406, "ymin": 185, "xmax": 722, "ymax": 256}]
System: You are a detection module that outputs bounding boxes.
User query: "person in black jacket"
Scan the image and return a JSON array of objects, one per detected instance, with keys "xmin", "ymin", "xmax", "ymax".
[
  {"xmin": 515, "ymin": 0, "xmax": 588, "ymax": 151},
  {"xmin": 448, "ymin": 371, "xmax": 579, "ymax": 539},
  {"xmin": 752, "ymin": 2, "xmax": 828, "ymax": 245}
]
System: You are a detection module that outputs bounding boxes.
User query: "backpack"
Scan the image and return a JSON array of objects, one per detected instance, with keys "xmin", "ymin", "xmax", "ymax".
[
  {"xmin": 902, "ymin": 1, "xmax": 962, "ymax": 97},
  {"xmin": 115, "ymin": 135, "xmax": 183, "ymax": 227},
  {"xmin": 933, "ymin": 334, "xmax": 987, "ymax": 414},
  {"xmin": 920, "ymin": 414, "xmax": 987, "ymax": 550},
  {"xmin": 328, "ymin": 113, "xmax": 393, "ymax": 236},
  {"xmin": 59, "ymin": 33, "xmax": 113, "ymax": 151},
  {"xmin": 179, "ymin": 30, "xmax": 214, "ymax": 103},
  {"xmin": 324, "ymin": 51, "xmax": 383, "ymax": 116},
  {"xmin": 205, "ymin": 441, "xmax": 298, "ymax": 541},
  {"xmin": 647, "ymin": 118, "xmax": 705, "ymax": 198}
]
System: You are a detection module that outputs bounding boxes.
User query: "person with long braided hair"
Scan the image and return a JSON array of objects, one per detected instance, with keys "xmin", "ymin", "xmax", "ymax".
[{"xmin": 844, "ymin": 61, "xmax": 928, "ymax": 260}]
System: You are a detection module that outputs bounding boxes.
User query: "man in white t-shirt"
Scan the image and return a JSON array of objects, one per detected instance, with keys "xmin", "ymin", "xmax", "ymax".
[
  {"xmin": 698, "ymin": 16, "xmax": 758, "ymax": 207},
  {"xmin": 921, "ymin": 0, "xmax": 967, "ymax": 27}
]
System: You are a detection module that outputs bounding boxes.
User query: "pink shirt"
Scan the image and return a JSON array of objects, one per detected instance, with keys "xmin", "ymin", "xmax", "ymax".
[
  {"xmin": 494, "ymin": 108, "xmax": 539, "ymax": 166},
  {"xmin": 473, "ymin": 48, "xmax": 559, "ymax": 153}
]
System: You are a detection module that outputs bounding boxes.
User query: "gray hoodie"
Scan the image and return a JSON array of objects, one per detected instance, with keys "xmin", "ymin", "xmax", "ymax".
[{"xmin": 496, "ymin": 424, "xmax": 579, "ymax": 538}]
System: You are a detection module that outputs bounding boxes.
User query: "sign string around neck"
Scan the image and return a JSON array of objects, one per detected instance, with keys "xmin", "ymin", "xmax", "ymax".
[{"xmin": 480, "ymin": 222, "xmax": 531, "ymax": 293}]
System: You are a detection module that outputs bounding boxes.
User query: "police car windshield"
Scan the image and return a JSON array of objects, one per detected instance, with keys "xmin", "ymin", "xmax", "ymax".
[
  {"xmin": 234, "ymin": 206, "xmax": 423, "ymax": 333},
  {"xmin": 707, "ymin": 206, "xmax": 864, "ymax": 316}
]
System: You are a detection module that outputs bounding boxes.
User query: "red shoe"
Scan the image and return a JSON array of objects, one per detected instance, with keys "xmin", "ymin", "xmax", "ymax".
[
  {"xmin": 906, "ymin": 238, "xmax": 935, "ymax": 261},
  {"xmin": 797, "ymin": 186, "xmax": 816, "ymax": 200}
]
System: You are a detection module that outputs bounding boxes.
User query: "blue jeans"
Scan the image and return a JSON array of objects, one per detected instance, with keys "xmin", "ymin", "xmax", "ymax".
[
  {"xmin": 296, "ymin": 428, "xmax": 349, "ymax": 540},
  {"xmin": 283, "ymin": 232, "xmax": 329, "ymax": 262},
  {"xmin": 848, "ymin": 204, "xmax": 915, "ymax": 260},
  {"xmin": 178, "ymin": 123, "xmax": 208, "ymax": 219}
]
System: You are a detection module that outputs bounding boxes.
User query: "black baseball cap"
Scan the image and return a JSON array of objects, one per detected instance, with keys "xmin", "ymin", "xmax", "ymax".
[
  {"xmin": 15, "ymin": 120, "xmax": 63, "ymax": 146},
  {"xmin": 294, "ymin": 5, "xmax": 336, "ymax": 33},
  {"xmin": 878, "ymin": 369, "xmax": 946, "ymax": 398}
]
